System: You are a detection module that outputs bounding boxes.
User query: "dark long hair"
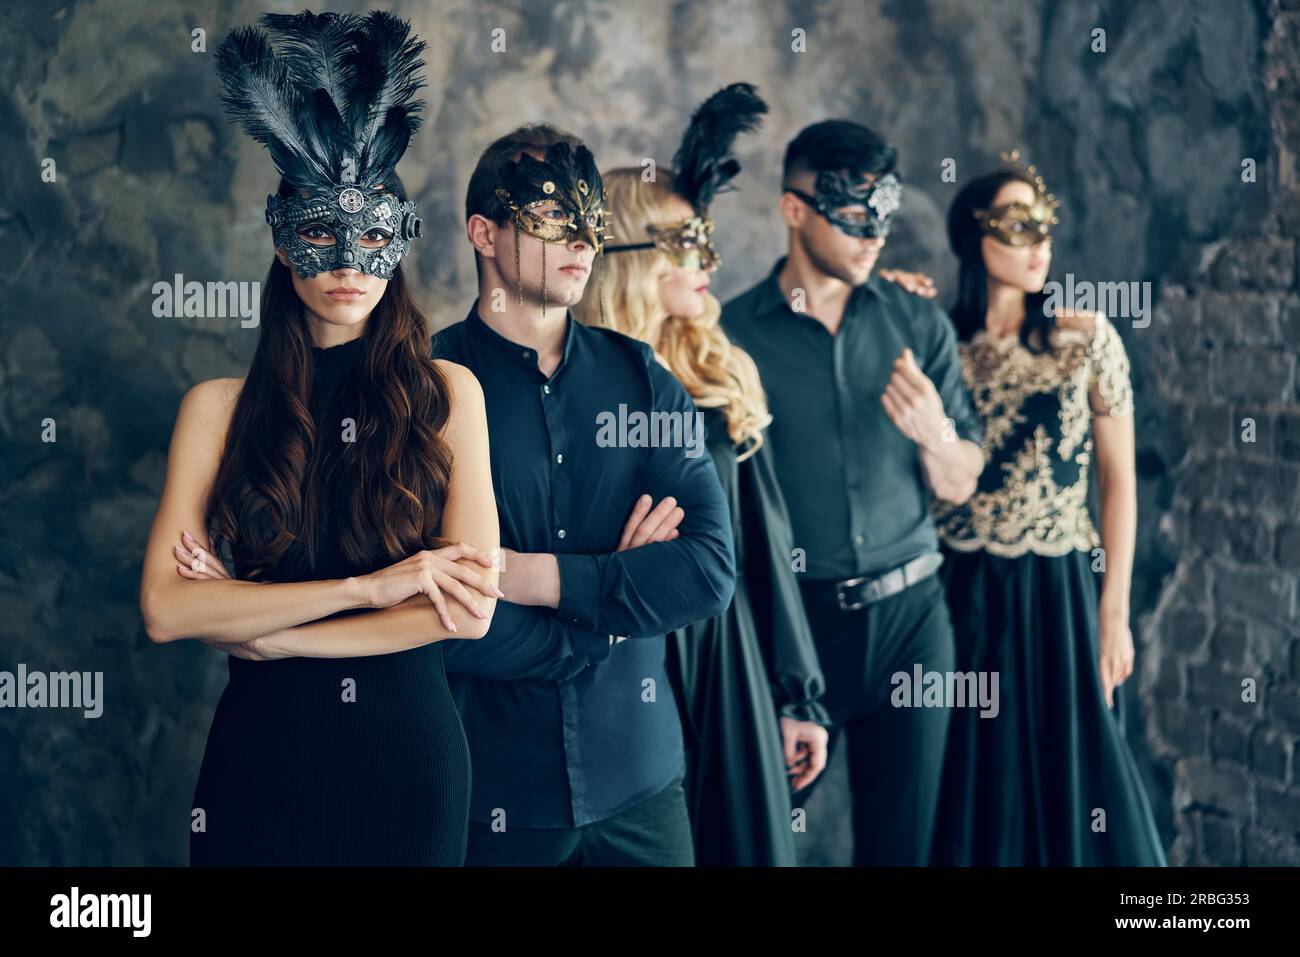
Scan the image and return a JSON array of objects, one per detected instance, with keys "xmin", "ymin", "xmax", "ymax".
[
  {"xmin": 206, "ymin": 179, "xmax": 452, "ymax": 581},
  {"xmin": 947, "ymin": 170, "xmax": 1054, "ymax": 352}
]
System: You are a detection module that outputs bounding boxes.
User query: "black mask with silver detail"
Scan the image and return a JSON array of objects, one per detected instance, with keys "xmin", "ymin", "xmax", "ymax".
[
  {"xmin": 786, "ymin": 169, "xmax": 902, "ymax": 239},
  {"xmin": 216, "ymin": 11, "xmax": 427, "ymax": 280}
]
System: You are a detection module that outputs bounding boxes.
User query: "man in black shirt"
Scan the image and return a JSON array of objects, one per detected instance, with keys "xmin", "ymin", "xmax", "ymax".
[
  {"xmin": 721, "ymin": 121, "xmax": 984, "ymax": 865},
  {"xmin": 433, "ymin": 124, "xmax": 736, "ymax": 866}
]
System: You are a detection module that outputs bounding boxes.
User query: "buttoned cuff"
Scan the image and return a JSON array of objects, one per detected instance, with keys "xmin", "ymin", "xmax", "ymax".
[
  {"xmin": 954, "ymin": 417, "xmax": 984, "ymax": 446},
  {"xmin": 572, "ymin": 630, "xmax": 612, "ymax": 670},
  {"xmin": 555, "ymin": 552, "xmax": 601, "ymax": 631}
]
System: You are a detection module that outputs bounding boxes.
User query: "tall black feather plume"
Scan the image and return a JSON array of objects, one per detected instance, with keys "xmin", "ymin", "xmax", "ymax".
[
  {"xmin": 215, "ymin": 26, "xmax": 334, "ymax": 192},
  {"xmin": 261, "ymin": 11, "xmax": 362, "ymax": 177},
  {"xmin": 261, "ymin": 11, "xmax": 362, "ymax": 120},
  {"xmin": 347, "ymin": 11, "xmax": 427, "ymax": 187},
  {"xmin": 670, "ymin": 82, "xmax": 768, "ymax": 214},
  {"xmin": 216, "ymin": 12, "xmax": 426, "ymax": 193}
]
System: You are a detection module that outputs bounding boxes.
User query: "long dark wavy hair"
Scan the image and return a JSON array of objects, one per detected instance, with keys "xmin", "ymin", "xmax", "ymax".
[
  {"xmin": 206, "ymin": 178, "xmax": 452, "ymax": 581},
  {"xmin": 947, "ymin": 170, "xmax": 1054, "ymax": 353}
]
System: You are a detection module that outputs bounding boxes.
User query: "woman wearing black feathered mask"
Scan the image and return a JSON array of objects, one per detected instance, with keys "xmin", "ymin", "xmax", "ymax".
[{"xmin": 140, "ymin": 11, "xmax": 580, "ymax": 866}]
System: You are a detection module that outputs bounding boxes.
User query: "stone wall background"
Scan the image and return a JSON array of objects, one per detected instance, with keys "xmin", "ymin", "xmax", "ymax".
[{"xmin": 1, "ymin": 0, "xmax": 1296, "ymax": 864}]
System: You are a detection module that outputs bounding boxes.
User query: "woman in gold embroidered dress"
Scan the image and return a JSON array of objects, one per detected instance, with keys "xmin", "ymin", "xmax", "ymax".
[{"xmin": 929, "ymin": 155, "xmax": 1166, "ymax": 866}]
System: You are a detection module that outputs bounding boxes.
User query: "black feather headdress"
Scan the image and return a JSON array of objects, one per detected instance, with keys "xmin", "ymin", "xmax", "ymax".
[
  {"xmin": 495, "ymin": 141, "xmax": 609, "ymax": 249},
  {"xmin": 604, "ymin": 83, "xmax": 766, "ymax": 273},
  {"xmin": 670, "ymin": 82, "xmax": 768, "ymax": 216},
  {"xmin": 215, "ymin": 10, "xmax": 426, "ymax": 194}
]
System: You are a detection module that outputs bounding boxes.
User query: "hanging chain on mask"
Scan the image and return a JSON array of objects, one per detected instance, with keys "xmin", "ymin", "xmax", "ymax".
[
  {"xmin": 597, "ymin": 250, "xmax": 606, "ymax": 325},
  {"xmin": 540, "ymin": 241, "xmax": 548, "ymax": 320},
  {"xmin": 513, "ymin": 217, "xmax": 523, "ymax": 306}
]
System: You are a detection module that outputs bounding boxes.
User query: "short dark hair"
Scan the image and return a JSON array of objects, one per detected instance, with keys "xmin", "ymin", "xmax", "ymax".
[
  {"xmin": 782, "ymin": 120, "xmax": 898, "ymax": 187},
  {"xmin": 465, "ymin": 123, "xmax": 584, "ymax": 225}
]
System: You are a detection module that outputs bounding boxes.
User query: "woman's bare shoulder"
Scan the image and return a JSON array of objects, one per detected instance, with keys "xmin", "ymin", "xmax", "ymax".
[
  {"xmin": 432, "ymin": 358, "xmax": 480, "ymax": 387},
  {"xmin": 432, "ymin": 359, "xmax": 485, "ymax": 405},
  {"xmin": 177, "ymin": 377, "xmax": 245, "ymax": 439},
  {"xmin": 431, "ymin": 361, "xmax": 487, "ymax": 445}
]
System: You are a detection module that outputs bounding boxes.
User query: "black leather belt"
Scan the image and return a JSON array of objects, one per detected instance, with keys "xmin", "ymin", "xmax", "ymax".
[{"xmin": 832, "ymin": 552, "xmax": 944, "ymax": 611}]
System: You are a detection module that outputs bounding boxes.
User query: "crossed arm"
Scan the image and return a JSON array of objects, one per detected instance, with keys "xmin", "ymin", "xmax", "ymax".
[{"xmin": 139, "ymin": 362, "xmax": 503, "ymax": 656}]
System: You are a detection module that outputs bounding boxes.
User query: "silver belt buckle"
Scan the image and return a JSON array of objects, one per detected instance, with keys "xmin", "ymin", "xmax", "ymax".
[{"xmin": 836, "ymin": 576, "xmax": 868, "ymax": 612}]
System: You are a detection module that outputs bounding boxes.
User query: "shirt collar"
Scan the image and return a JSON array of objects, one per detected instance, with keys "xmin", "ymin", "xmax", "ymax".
[{"xmin": 464, "ymin": 299, "xmax": 580, "ymax": 375}]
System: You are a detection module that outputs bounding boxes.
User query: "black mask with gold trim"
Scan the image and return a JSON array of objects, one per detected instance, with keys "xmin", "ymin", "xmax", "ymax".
[{"xmin": 493, "ymin": 142, "xmax": 610, "ymax": 319}]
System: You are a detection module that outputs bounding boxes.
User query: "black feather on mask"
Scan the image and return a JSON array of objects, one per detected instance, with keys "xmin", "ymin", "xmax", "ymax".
[
  {"xmin": 495, "ymin": 141, "xmax": 609, "ymax": 250},
  {"xmin": 492, "ymin": 140, "xmax": 610, "ymax": 320},
  {"xmin": 215, "ymin": 10, "xmax": 428, "ymax": 279},
  {"xmin": 216, "ymin": 10, "xmax": 425, "ymax": 194},
  {"xmin": 670, "ymin": 82, "xmax": 768, "ymax": 216},
  {"xmin": 603, "ymin": 83, "xmax": 767, "ymax": 274}
]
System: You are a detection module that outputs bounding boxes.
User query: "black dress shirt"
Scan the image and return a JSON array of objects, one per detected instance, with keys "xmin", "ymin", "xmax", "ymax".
[
  {"xmin": 432, "ymin": 302, "xmax": 736, "ymax": 828},
  {"xmin": 721, "ymin": 258, "xmax": 982, "ymax": 581}
]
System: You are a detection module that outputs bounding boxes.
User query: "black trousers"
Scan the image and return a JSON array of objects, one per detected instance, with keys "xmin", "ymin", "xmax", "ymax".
[
  {"xmin": 796, "ymin": 571, "xmax": 956, "ymax": 866},
  {"xmin": 464, "ymin": 765, "xmax": 694, "ymax": 866}
]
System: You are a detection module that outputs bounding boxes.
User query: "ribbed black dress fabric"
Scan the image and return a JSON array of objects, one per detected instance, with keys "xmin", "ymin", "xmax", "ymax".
[{"xmin": 190, "ymin": 336, "xmax": 471, "ymax": 866}]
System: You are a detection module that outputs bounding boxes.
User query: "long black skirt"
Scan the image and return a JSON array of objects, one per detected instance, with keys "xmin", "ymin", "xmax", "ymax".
[{"xmin": 931, "ymin": 546, "xmax": 1166, "ymax": 866}]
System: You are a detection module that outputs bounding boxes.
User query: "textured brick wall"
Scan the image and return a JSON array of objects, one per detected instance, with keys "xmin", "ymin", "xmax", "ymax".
[
  {"xmin": 1137, "ymin": 5, "xmax": 1300, "ymax": 864},
  {"xmin": 1, "ymin": 0, "xmax": 1295, "ymax": 864}
]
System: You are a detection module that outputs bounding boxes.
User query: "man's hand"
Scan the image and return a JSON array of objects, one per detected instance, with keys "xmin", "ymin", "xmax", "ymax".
[
  {"xmin": 496, "ymin": 548, "xmax": 560, "ymax": 607},
  {"xmin": 493, "ymin": 494, "xmax": 685, "ymax": 609},
  {"xmin": 617, "ymin": 494, "xmax": 684, "ymax": 551},
  {"xmin": 877, "ymin": 268, "xmax": 937, "ymax": 299},
  {"xmin": 881, "ymin": 348, "xmax": 952, "ymax": 451},
  {"xmin": 781, "ymin": 716, "xmax": 829, "ymax": 791}
]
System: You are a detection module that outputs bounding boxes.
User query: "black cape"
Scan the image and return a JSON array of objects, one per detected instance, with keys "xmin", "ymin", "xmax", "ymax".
[{"xmin": 667, "ymin": 406, "xmax": 828, "ymax": 866}]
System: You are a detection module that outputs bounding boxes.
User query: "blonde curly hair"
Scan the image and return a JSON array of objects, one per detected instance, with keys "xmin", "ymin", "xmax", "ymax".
[{"xmin": 573, "ymin": 167, "xmax": 771, "ymax": 460}]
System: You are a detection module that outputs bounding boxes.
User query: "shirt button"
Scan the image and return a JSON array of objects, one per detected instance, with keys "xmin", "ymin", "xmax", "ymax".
[
  {"xmin": 521, "ymin": 350, "xmax": 531, "ymax": 359},
  {"xmin": 853, "ymin": 534, "xmax": 864, "ymax": 545},
  {"xmin": 557, "ymin": 528, "xmax": 567, "ymax": 539},
  {"xmin": 556, "ymin": 453, "xmax": 563, "ymax": 464},
  {"xmin": 543, "ymin": 384, "xmax": 551, "ymax": 394}
]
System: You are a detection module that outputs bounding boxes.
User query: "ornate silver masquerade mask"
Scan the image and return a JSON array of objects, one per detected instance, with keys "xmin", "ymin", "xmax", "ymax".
[
  {"xmin": 217, "ymin": 11, "xmax": 428, "ymax": 280},
  {"xmin": 786, "ymin": 170, "xmax": 902, "ymax": 239},
  {"xmin": 266, "ymin": 185, "xmax": 421, "ymax": 279}
]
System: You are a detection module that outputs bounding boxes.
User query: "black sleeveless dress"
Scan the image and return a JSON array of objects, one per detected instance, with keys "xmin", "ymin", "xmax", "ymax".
[{"xmin": 190, "ymin": 336, "xmax": 471, "ymax": 866}]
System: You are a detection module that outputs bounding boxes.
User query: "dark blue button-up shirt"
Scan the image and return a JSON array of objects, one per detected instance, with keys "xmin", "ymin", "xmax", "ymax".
[
  {"xmin": 432, "ymin": 303, "xmax": 736, "ymax": 829},
  {"xmin": 721, "ymin": 258, "xmax": 982, "ymax": 581}
]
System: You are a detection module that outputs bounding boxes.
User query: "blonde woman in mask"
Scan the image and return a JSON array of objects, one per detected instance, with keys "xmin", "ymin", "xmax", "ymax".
[{"xmin": 573, "ymin": 86, "xmax": 830, "ymax": 866}]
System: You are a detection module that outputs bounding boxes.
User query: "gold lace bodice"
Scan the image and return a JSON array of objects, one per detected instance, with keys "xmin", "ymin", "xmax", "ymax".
[{"xmin": 933, "ymin": 315, "xmax": 1133, "ymax": 557}]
